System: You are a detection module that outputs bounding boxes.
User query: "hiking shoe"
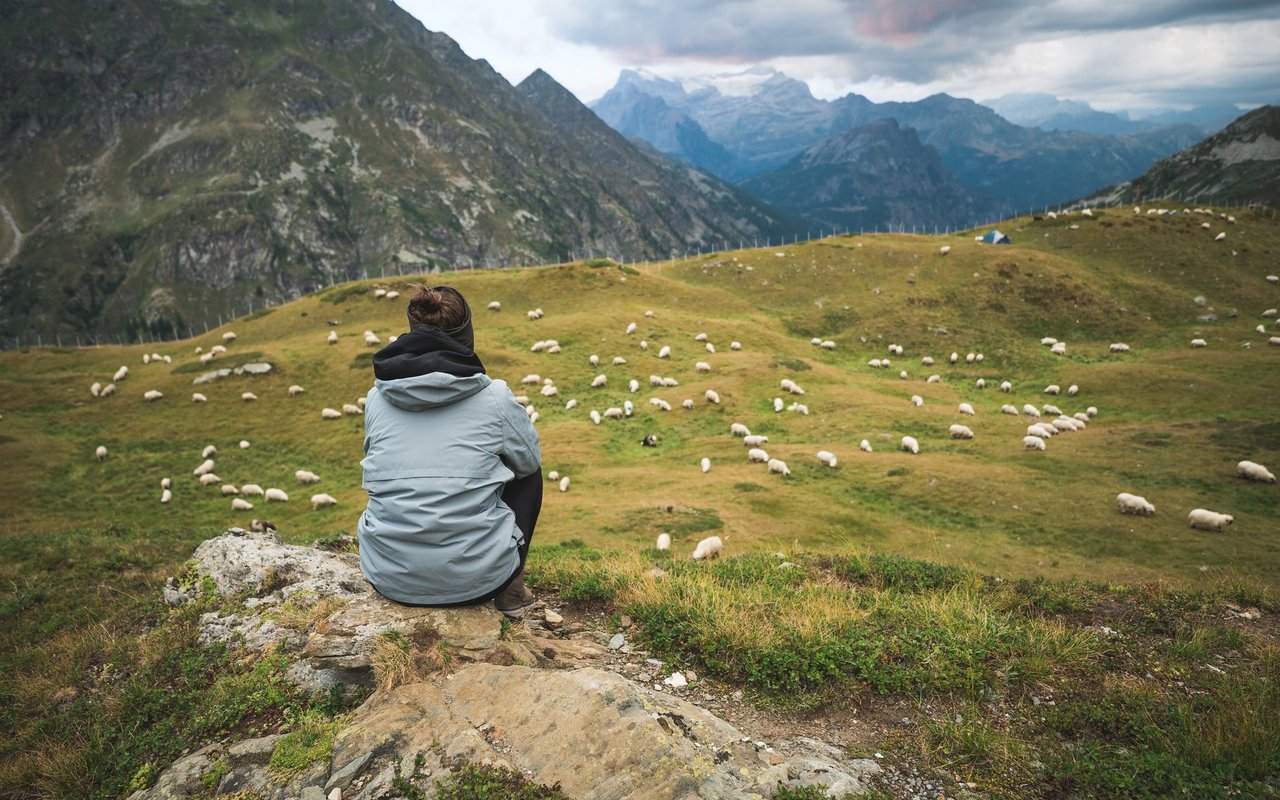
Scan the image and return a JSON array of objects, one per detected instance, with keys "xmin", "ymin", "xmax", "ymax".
[{"xmin": 494, "ymin": 569, "xmax": 537, "ymax": 619}]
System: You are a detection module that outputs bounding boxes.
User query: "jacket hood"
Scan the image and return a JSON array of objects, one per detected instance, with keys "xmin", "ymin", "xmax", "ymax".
[{"xmin": 372, "ymin": 325, "xmax": 489, "ymax": 411}]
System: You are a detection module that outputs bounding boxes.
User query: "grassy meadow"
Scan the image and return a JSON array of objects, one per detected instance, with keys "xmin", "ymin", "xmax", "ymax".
[{"xmin": 1, "ymin": 205, "xmax": 1278, "ymax": 798}]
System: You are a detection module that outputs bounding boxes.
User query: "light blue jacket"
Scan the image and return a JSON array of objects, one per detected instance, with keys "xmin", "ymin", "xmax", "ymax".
[{"xmin": 358, "ymin": 371, "xmax": 541, "ymax": 605}]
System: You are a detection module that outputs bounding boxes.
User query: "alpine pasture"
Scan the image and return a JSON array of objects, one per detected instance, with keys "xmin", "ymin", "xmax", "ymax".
[{"xmin": 0, "ymin": 207, "xmax": 1277, "ymax": 588}]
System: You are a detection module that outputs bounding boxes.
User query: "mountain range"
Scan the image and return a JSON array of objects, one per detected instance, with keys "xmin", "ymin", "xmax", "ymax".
[
  {"xmin": 0, "ymin": 0, "xmax": 788, "ymax": 341},
  {"xmin": 980, "ymin": 92, "xmax": 1241, "ymax": 137},
  {"xmin": 591, "ymin": 68, "xmax": 1207, "ymax": 214}
]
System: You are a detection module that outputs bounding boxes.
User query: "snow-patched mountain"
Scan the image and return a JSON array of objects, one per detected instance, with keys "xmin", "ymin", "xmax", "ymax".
[
  {"xmin": 738, "ymin": 118, "xmax": 1010, "ymax": 231},
  {"xmin": 981, "ymin": 93, "xmax": 1238, "ymax": 137}
]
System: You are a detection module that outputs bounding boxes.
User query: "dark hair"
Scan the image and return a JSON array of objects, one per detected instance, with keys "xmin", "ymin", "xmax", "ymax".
[{"xmin": 406, "ymin": 284, "xmax": 468, "ymax": 330}]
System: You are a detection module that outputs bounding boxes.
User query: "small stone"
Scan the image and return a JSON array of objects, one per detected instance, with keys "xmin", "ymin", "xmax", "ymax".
[
  {"xmin": 328, "ymin": 787, "xmax": 342, "ymax": 800},
  {"xmin": 544, "ymin": 609, "xmax": 563, "ymax": 625},
  {"xmin": 619, "ymin": 615, "xmax": 633, "ymax": 628},
  {"xmin": 663, "ymin": 672, "xmax": 688, "ymax": 688},
  {"xmin": 608, "ymin": 633, "xmax": 625, "ymax": 651},
  {"xmin": 732, "ymin": 690, "xmax": 743, "ymax": 701},
  {"xmin": 645, "ymin": 658, "xmax": 663, "ymax": 669},
  {"xmin": 684, "ymin": 670, "xmax": 698, "ymax": 683}
]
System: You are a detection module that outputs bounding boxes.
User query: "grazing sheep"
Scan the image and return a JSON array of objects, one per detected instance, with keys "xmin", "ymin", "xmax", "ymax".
[
  {"xmin": 1264, "ymin": 309, "xmax": 1278, "ymax": 319},
  {"xmin": 811, "ymin": 338, "xmax": 821, "ymax": 346},
  {"xmin": 144, "ymin": 389, "xmax": 164, "ymax": 402},
  {"xmin": 542, "ymin": 384, "xmax": 560, "ymax": 397},
  {"xmin": 704, "ymin": 389, "xmax": 721, "ymax": 404},
  {"xmin": 922, "ymin": 356, "xmax": 935, "ymax": 366},
  {"xmin": 1109, "ymin": 343, "xmax": 1130, "ymax": 353},
  {"xmin": 939, "ymin": 245, "xmax": 951, "ymax": 255},
  {"xmin": 547, "ymin": 471, "xmax": 560, "ymax": 482},
  {"xmin": 565, "ymin": 399, "xmax": 578, "ymax": 410},
  {"xmin": 296, "ymin": 470, "xmax": 321, "ymax": 484},
  {"xmin": 730, "ymin": 341, "xmax": 742, "ymax": 351},
  {"xmin": 1040, "ymin": 337, "xmax": 1058, "ymax": 346},
  {"xmin": 1067, "ymin": 385, "xmax": 1079, "ymax": 396},
  {"xmin": 657, "ymin": 533, "xmax": 671, "ymax": 550},
  {"xmin": 730, "ymin": 422, "xmax": 751, "ymax": 437},
  {"xmin": 521, "ymin": 374, "xmax": 541, "ymax": 385},
  {"xmin": 1023, "ymin": 436, "xmax": 1047, "ymax": 451},
  {"xmin": 1214, "ymin": 232, "xmax": 1226, "ymax": 241},
  {"xmin": 113, "ymin": 366, "xmax": 129, "ymax": 382},
  {"xmin": 1050, "ymin": 342, "xmax": 1067, "ymax": 356},
  {"xmin": 975, "ymin": 353, "xmax": 984, "ymax": 363},
  {"xmin": 787, "ymin": 402, "xmax": 809, "ymax": 415},
  {"xmin": 1044, "ymin": 384, "xmax": 1060, "ymax": 395},
  {"xmin": 210, "ymin": 345, "xmax": 227, "ymax": 355},
  {"xmin": 603, "ymin": 407, "xmax": 624, "ymax": 420},
  {"xmin": 743, "ymin": 435, "xmax": 769, "ymax": 447},
  {"xmin": 901, "ymin": 436, "xmax": 919, "ymax": 454},
  {"xmin": 589, "ymin": 355, "xmax": 600, "ymax": 367},
  {"xmin": 364, "ymin": 331, "xmax": 381, "ymax": 346},
  {"xmin": 590, "ymin": 410, "xmax": 602, "ymax": 424},
  {"xmin": 926, "ymin": 374, "xmax": 941, "ymax": 384},
  {"xmin": 628, "ymin": 379, "xmax": 639, "ymax": 393},
  {"xmin": 681, "ymin": 399, "xmax": 694, "ymax": 410},
  {"xmin": 327, "ymin": 331, "xmax": 338, "ymax": 345},
  {"xmin": 487, "ymin": 301, "xmax": 501, "ymax": 311},
  {"xmin": 748, "ymin": 448, "xmax": 769, "ymax": 463},
  {"xmin": 695, "ymin": 333, "xmax": 708, "ymax": 342},
  {"xmin": 161, "ymin": 477, "xmax": 171, "ymax": 490},
  {"xmin": 645, "ymin": 310, "xmax": 655, "ymax": 318},
  {"xmin": 201, "ymin": 444, "xmax": 218, "ymax": 459},
  {"xmin": 767, "ymin": 458, "xmax": 791, "ymax": 476},
  {"xmin": 966, "ymin": 352, "xmax": 976, "ymax": 364},
  {"xmin": 200, "ymin": 352, "xmax": 215, "ymax": 365},
  {"xmin": 658, "ymin": 346, "xmax": 671, "ymax": 359},
  {"xmin": 1073, "ymin": 413, "xmax": 1090, "ymax": 424},
  {"xmin": 1117, "ymin": 492, "xmax": 1155, "ymax": 515},
  {"xmin": 264, "ymin": 488, "xmax": 289, "ymax": 502},
  {"xmin": 1000, "ymin": 381, "xmax": 1012, "ymax": 393},
  {"xmin": 1001, "ymin": 404, "xmax": 1019, "ymax": 415},
  {"xmin": 101, "ymin": 383, "xmax": 117, "ymax": 397},
  {"xmin": 773, "ymin": 397, "xmax": 784, "ymax": 412},
  {"xmin": 1270, "ymin": 336, "xmax": 1280, "ymax": 347},
  {"xmin": 1188, "ymin": 508, "xmax": 1233, "ymax": 531},
  {"xmin": 231, "ymin": 498, "xmax": 254, "ymax": 511},
  {"xmin": 868, "ymin": 359, "xmax": 883, "ymax": 368},
  {"xmin": 90, "ymin": 381, "xmax": 102, "ymax": 397},
  {"xmin": 95, "ymin": 445, "xmax": 108, "ymax": 461},
  {"xmin": 321, "ymin": 407, "xmax": 341, "ymax": 419},
  {"xmin": 241, "ymin": 484, "xmax": 264, "ymax": 497},
  {"xmin": 613, "ymin": 356, "xmax": 628, "ymax": 366},
  {"xmin": 1051, "ymin": 418, "xmax": 1078, "ymax": 432},
  {"xmin": 860, "ymin": 439, "xmax": 873, "ymax": 453},
  {"xmin": 199, "ymin": 473, "xmax": 222, "ymax": 486},
  {"xmin": 1237, "ymin": 460, "xmax": 1276, "ymax": 483},
  {"xmin": 222, "ymin": 332, "xmax": 237, "ymax": 342},
  {"xmin": 1023, "ymin": 404, "xmax": 1041, "ymax": 418},
  {"xmin": 142, "ymin": 354, "xmax": 150, "ymax": 364},
  {"xmin": 1043, "ymin": 403, "xmax": 1063, "ymax": 417},
  {"xmin": 558, "ymin": 476, "xmax": 570, "ymax": 492},
  {"xmin": 958, "ymin": 402, "xmax": 975, "ymax": 416},
  {"xmin": 899, "ymin": 370, "xmax": 909, "ymax": 380},
  {"xmin": 820, "ymin": 340, "xmax": 836, "ymax": 350},
  {"xmin": 700, "ymin": 457, "xmax": 711, "ymax": 473},
  {"xmin": 374, "ymin": 288, "xmax": 387, "ymax": 299},
  {"xmin": 161, "ymin": 489, "xmax": 172, "ymax": 504},
  {"xmin": 288, "ymin": 384, "xmax": 306, "ymax": 397},
  {"xmin": 975, "ymin": 378, "xmax": 986, "ymax": 389},
  {"xmin": 1087, "ymin": 406, "xmax": 1098, "ymax": 417},
  {"xmin": 342, "ymin": 403, "xmax": 363, "ymax": 415},
  {"xmin": 1026, "ymin": 425, "xmax": 1050, "ymax": 439},
  {"xmin": 650, "ymin": 398, "xmax": 672, "ymax": 411},
  {"xmin": 949, "ymin": 352, "xmax": 959, "ymax": 364},
  {"xmin": 910, "ymin": 395, "xmax": 924, "ymax": 407},
  {"xmin": 692, "ymin": 535, "xmax": 723, "ymax": 560},
  {"xmin": 310, "ymin": 493, "xmax": 338, "ymax": 510},
  {"xmin": 706, "ymin": 343, "xmax": 716, "ymax": 354},
  {"xmin": 695, "ymin": 361, "xmax": 711, "ymax": 373},
  {"xmin": 221, "ymin": 484, "xmax": 239, "ymax": 496},
  {"xmin": 526, "ymin": 309, "xmax": 542, "ymax": 320},
  {"xmin": 241, "ymin": 392, "xmax": 258, "ymax": 402},
  {"xmin": 650, "ymin": 375, "xmax": 664, "ymax": 387},
  {"xmin": 949, "ymin": 424, "xmax": 974, "ymax": 439},
  {"xmin": 591, "ymin": 374, "xmax": 607, "ymax": 388},
  {"xmin": 1190, "ymin": 338, "xmax": 1207, "ymax": 348},
  {"xmin": 816, "ymin": 450, "xmax": 838, "ymax": 467},
  {"xmin": 193, "ymin": 459, "xmax": 215, "ymax": 477},
  {"xmin": 626, "ymin": 322, "xmax": 637, "ymax": 335},
  {"xmin": 661, "ymin": 377, "xmax": 680, "ymax": 387}
]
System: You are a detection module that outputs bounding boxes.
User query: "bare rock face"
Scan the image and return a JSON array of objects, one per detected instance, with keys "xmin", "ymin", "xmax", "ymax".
[{"xmin": 136, "ymin": 529, "xmax": 882, "ymax": 799}]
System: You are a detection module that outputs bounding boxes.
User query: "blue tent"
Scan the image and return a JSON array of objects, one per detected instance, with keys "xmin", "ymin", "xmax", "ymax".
[{"xmin": 978, "ymin": 230, "xmax": 1011, "ymax": 244}]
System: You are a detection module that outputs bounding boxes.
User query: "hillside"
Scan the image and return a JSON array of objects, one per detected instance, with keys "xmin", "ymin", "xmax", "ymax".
[
  {"xmin": 738, "ymin": 118, "xmax": 1010, "ymax": 231},
  {"xmin": 0, "ymin": 0, "xmax": 788, "ymax": 343},
  {"xmin": 1, "ymin": 207, "xmax": 1277, "ymax": 587},
  {"xmin": 1089, "ymin": 105, "xmax": 1280, "ymax": 207}
]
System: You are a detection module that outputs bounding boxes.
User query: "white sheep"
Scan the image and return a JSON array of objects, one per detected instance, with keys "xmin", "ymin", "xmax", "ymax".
[
  {"xmin": 747, "ymin": 448, "xmax": 769, "ymax": 463},
  {"xmin": 650, "ymin": 398, "xmax": 672, "ymax": 411},
  {"xmin": 1051, "ymin": 418, "xmax": 1078, "ymax": 432},
  {"xmin": 975, "ymin": 378, "xmax": 986, "ymax": 389},
  {"xmin": 113, "ymin": 366, "xmax": 129, "ymax": 382},
  {"xmin": 926, "ymin": 375, "xmax": 941, "ymax": 384},
  {"xmin": 374, "ymin": 288, "xmax": 387, "ymax": 298},
  {"xmin": 1214, "ymin": 232, "xmax": 1226, "ymax": 241},
  {"xmin": 264, "ymin": 488, "xmax": 289, "ymax": 502},
  {"xmin": 645, "ymin": 310, "xmax": 655, "ymax": 318},
  {"xmin": 591, "ymin": 374, "xmax": 607, "ymax": 388},
  {"xmin": 742, "ymin": 435, "xmax": 769, "ymax": 448},
  {"xmin": 1188, "ymin": 508, "xmax": 1233, "ymax": 531},
  {"xmin": 939, "ymin": 245, "xmax": 951, "ymax": 255},
  {"xmin": 692, "ymin": 535, "xmax": 723, "ymax": 560},
  {"xmin": 1263, "ymin": 309, "xmax": 1278, "ymax": 319},
  {"xmin": 1040, "ymin": 337, "xmax": 1058, "ymax": 346},
  {"xmin": 198, "ymin": 473, "xmax": 221, "ymax": 486},
  {"xmin": 321, "ymin": 407, "xmax": 341, "ymax": 419},
  {"xmin": 1270, "ymin": 337, "xmax": 1280, "ymax": 347},
  {"xmin": 199, "ymin": 352, "xmax": 215, "ymax": 365},
  {"xmin": 1044, "ymin": 384, "xmax": 1060, "ymax": 395},
  {"xmin": 1109, "ymin": 343, "xmax": 1130, "ymax": 353},
  {"xmin": 730, "ymin": 422, "xmax": 751, "ymax": 437},
  {"xmin": 1050, "ymin": 342, "xmax": 1066, "ymax": 356},
  {"xmin": 704, "ymin": 389, "xmax": 721, "ymax": 404},
  {"xmin": 603, "ymin": 407, "xmax": 623, "ymax": 420},
  {"xmin": 816, "ymin": 450, "xmax": 837, "ymax": 467},
  {"xmin": 327, "ymin": 330, "xmax": 338, "ymax": 345},
  {"xmin": 949, "ymin": 424, "xmax": 974, "ymax": 439},
  {"xmin": 161, "ymin": 489, "xmax": 172, "ymax": 504},
  {"xmin": 542, "ymin": 384, "xmax": 560, "ymax": 397},
  {"xmin": 220, "ymin": 484, "xmax": 239, "ymax": 496},
  {"xmin": 142, "ymin": 354, "xmax": 150, "ymax": 364},
  {"xmin": 558, "ymin": 476, "xmax": 570, "ymax": 492},
  {"xmin": 767, "ymin": 458, "xmax": 791, "ymax": 476},
  {"xmin": 101, "ymin": 383, "xmax": 117, "ymax": 397},
  {"xmin": 958, "ymin": 402, "xmax": 975, "ymax": 416},
  {"xmin": 860, "ymin": 439, "xmax": 873, "ymax": 453},
  {"xmin": 658, "ymin": 346, "xmax": 671, "ymax": 359},
  {"xmin": 901, "ymin": 436, "xmax": 919, "ymax": 454},
  {"xmin": 1116, "ymin": 492, "xmax": 1155, "ymax": 516},
  {"xmin": 241, "ymin": 392, "xmax": 258, "ymax": 402},
  {"xmin": 662, "ymin": 377, "xmax": 680, "ymax": 387},
  {"xmin": 681, "ymin": 399, "xmax": 694, "ymax": 410},
  {"xmin": 1067, "ymin": 385, "xmax": 1079, "ymax": 396},
  {"xmin": 922, "ymin": 356, "xmax": 935, "ymax": 366},
  {"xmin": 695, "ymin": 361, "xmax": 711, "ymax": 373},
  {"xmin": 231, "ymin": 498, "xmax": 254, "ymax": 511},
  {"xmin": 899, "ymin": 371, "xmax": 908, "ymax": 380},
  {"xmin": 1190, "ymin": 338, "xmax": 1207, "ymax": 348},
  {"xmin": 787, "ymin": 402, "xmax": 809, "ymax": 415},
  {"xmin": 1000, "ymin": 381, "xmax": 1012, "ymax": 393},
  {"xmin": 200, "ymin": 444, "xmax": 217, "ymax": 459},
  {"xmin": 637, "ymin": 340, "xmax": 647, "ymax": 350},
  {"xmin": 222, "ymin": 331, "xmax": 237, "ymax": 342},
  {"xmin": 1087, "ymin": 406, "xmax": 1098, "ymax": 417},
  {"xmin": 193, "ymin": 458, "xmax": 215, "ymax": 477},
  {"xmin": 1023, "ymin": 436, "xmax": 1047, "ymax": 451},
  {"xmin": 296, "ymin": 470, "xmax": 321, "ymax": 484},
  {"xmin": 628, "ymin": 379, "xmax": 640, "ymax": 393},
  {"xmin": 613, "ymin": 356, "xmax": 628, "ymax": 366},
  {"xmin": 773, "ymin": 397, "xmax": 784, "ymax": 412},
  {"xmin": 705, "ymin": 342, "xmax": 716, "ymax": 354},
  {"xmin": 700, "ymin": 457, "xmax": 711, "ymax": 473},
  {"xmin": 487, "ymin": 301, "xmax": 501, "ymax": 311},
  {"xmin": 820, "ymin": 340, "xmax": 835, "ymax": 350},
  {"xmin": 160, "ymin": 477, "xmax": 171, "ymax": 490},
  {"xmin": 95, "ymin": 445, "xmax": 108, "ymax": 461},
  {"xmin": 90, "ymin": 381, "xmax": 102, "ymax": 397},
  {"xmin": 1236, "ymin": 460, "xmax": 1276, "ymax": 483},
  {"xmin": 868, "ymin": 359, "xmax": 883, "ymax": 369},
  {"xmin": 240, "ymin": 484, "xmax": 264, "ymax": 497},
  {"xmin": 521, "ymin": 374, "xmax": 541, "ymax": 385},
  {"xmin": 364, "ymin": 332, "xmax": 382, "ymax": 346},
  {"xmin": 547, "ymin": 471, "xmax": 559, "ymax": 482},
  {"xmin": 966, "ymin": 352, "xmax": 976, "ymax": 364},
  {"xmin": 210, "ymin": 345, "xmax": 226, "ymax": 355},
  {"xmin": 1001, "ymin": 404, "xmax": 1019, "ymax": 415},
  {"xmin": 287, "ymin": 385, "xmax": 306, "ymax": 397},
  {"xmin": 949, "ymin": 352, "xmax": 959, "ymax": 364},
  {"xmin": 144, "ymin": 389, "xmax": 164, "ymax": 402},
  {"xmin": 1043, "ymin": 403, "xmax": 1063, "ymax": 417},
  {"xmin": 342, "ymin": 403, "xmax": 363, "ymax": 415},
  {"xmin": 626, "ymin": 322, "xmax": 638, "ymax": 335},
  {"xmin": 590, "ymin": 410, "xmax": 602, "ymax": 425},
  {"xmin": 1073, "ymin": 413, "xmax": 1090, "ymax": 424},
  {"xmin": 910, "ymin": 395, "xmax": 923, "ymax": 407},
  {"xmin": 1023, "ymin": 404, "xmax": 1041, "ymax": 418},
  {"xmin": 1026, "ymin": 424, "xmax": 1050, "ymax": 439},
  {"xmin": 730, "ymin": 341, "xmax": 741, "ymax": 351},
  {"xmin": 657, "ymin": 533, "xmax": 671, "ymax": 550},
  {"xmin": 694, "ymin": 333, "xmax": 708, "ymax": 342}
]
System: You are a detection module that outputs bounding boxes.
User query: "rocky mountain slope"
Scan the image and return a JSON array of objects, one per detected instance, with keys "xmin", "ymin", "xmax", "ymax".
[
  {"xmin": 1087, "ymin": 105, "xmax": 1280, "ymax": 207},
  {"xmin": 738, "ymin": 118, "xmax": 1010, "ymax": 231},
  {"xmin": 592, "ymin": 68, "xmax": 1206, "ymax": 211},
  {"xmin": 0, "ymin": 0, "xmax": 787, "ymax": 341}
]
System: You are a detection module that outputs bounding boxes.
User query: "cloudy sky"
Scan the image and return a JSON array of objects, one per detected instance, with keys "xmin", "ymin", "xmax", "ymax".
[{"xmin": 396, "ymin": 0, "xmax": 1280, "ymax": 114}]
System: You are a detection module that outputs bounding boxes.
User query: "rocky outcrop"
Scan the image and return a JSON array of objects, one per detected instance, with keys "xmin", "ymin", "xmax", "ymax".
[{"xmin": 137, "ymin": 529, "xmax": 882, "ymax": 799}]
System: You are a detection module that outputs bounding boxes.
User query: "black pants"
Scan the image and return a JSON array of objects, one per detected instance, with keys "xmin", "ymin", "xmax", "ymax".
[{"xmin": 437, "ymin": 467, "xmax": 543, "ymax": 607}]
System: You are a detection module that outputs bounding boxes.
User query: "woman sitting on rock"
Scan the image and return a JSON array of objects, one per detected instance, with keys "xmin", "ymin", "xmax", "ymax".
[{"xmin": 358, "ymin": 284, "xmax": 541, "ymax": 618}]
